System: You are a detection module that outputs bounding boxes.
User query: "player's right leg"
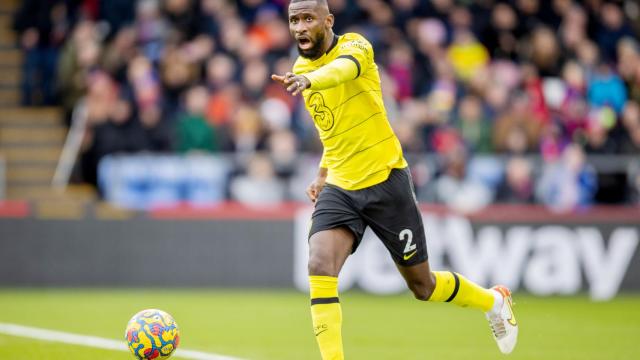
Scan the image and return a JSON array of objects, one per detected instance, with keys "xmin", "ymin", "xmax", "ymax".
[
  {"xmin": 308, "ymin": 227, "xmax": 354, "ymax": 360},
  {"xmin": 307, "ymin": 184, "xmax": 365, "ymax": 360}
]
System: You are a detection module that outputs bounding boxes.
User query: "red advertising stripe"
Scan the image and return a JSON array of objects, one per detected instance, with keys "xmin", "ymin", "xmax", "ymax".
[
  {"xmin": 148, "ymin": 202, "xmax": 301, "ymax": 221},
  {"xmin": 0, "ymin": 201, "xmax": 30, "ymax": 218},
  {"xmin": 148, "ymin": 202, "xmax": 639, "ymax": 223},
  {"xmin": 418, "ymin": 204, "xmax": 640, "ymax": 224}
]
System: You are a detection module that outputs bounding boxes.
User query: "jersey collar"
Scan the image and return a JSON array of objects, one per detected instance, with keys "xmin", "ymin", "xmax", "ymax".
[{"xmin": 325, "ymin": 34, "xmax": 339, "ymax": 55}]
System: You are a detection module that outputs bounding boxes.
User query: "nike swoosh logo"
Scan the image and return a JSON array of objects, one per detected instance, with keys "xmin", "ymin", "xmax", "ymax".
[
  {"xmin": 403, "ymin": 251, "xmax": 417, "ymax": 261},
  {"xmin": 315, "ymin": 329, "xmax": 328, "ymax": 337},
  {"xmin": 507, "ymin": 302, "xmax": 517, "ymax": 326}
]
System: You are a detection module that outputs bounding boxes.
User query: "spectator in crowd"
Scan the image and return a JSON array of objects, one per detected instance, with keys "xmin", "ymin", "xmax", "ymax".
[
  {"xmin": 99, "ymin": 0, "xmax": 136, "ymax": 38},
  {"xmin": 57, "ymin": 20, "xmax": 101, "ymax": 124},
  {"xmin": 421, "ymin": 57, "xmax": 457, "ymax": 148},
  {"xmin": 126, "ymin": 55, "xmax": 162, "ymax": 120},
  {"xmin": 159, "ymin": 44, "xmax": 203, "ymax": 116},
  {"xmin": 617, "ymin": 37, "xmax": 640, "ymax": 99},
  {"xmin": 102, "ymin": 26, "xmax": 138, "ymax": 83},
  {"xmin": 537, "ymin": 144, "xmax": 598, "ymax": 212},
  {"xmin": 176, "ymin": 85, "xmax": 217, "ymax": 153},
  {"xmin": 596, "ymin": 2, "xmax": 635, "ymax": 62},
  {"xmin": 619, "ymin": 100, "xmax": 640, "ymax": 153},
  {"xmin": 393, "ymin": 118, "xmax": 427, "ymax": 153},
  {"xmin": 386, "ymin": 42, "xmax": 415, "ymax": 103},
  {"xmin": 481, "ymin": 2, "xmax": 520, "ymax": 61},
  {"xmin": 229, "ymin": 104, "xmax": 267, "ymax": 156},
  {"xmin": 164, "ymin": 0, "xmax": 203, "ymax": 41},
  {"xmin": 81, "ymin": 76, "xmax": 140, "ymax": 186},
  {"xmin": 205, "ymin": 53, "xmax": 236, "ymax": 91},
  {"xmin": 520, "ymin": 63, "xmax": 550, "ymax": 124},
  {"xmin": 588, "ymin": 63, "xmax": 628, "ymax": 114},
  {"xmin": 583, "ymin": 106, "xmax": 618, "ymax": 154},
  {"xmin": 527, "ymin": 26, "xmax": 562, "ymax": 77},
  {"xmin": 455, "ymin": 95, "xmax": 492, "ymax": 153},
  {"xmin": 241, "ymin": 58, "xmax": 270, "ymax": 102},
  {"xmin": 434, "ymin": 145, "xmax": 493, "ymax": 212},
  {"xmin": 230, "ymin": 152, "xmax": 285, "ymax": 206},
  {"xmin": 493, "ymin": 94, "xmax": 542, "ymax": 154},
  {"xmin": 558, "ymin": 4, "xmax": 589, "ymax": 57},
  {"xmin": 267, "ymin": 128, "xmax": 298, "ymax": 183},
  {"xmin": 13, "ymin": 0, "xmax": 78, "ymax": 105},
  {"xmin": 447, "ymin": 30, "xmax": 490, "ymax": 83},
  {"xmin": 135, "ymin": 0, "xmax": 169, "ymax": 63},
  {"xmin": 559, "ymin": 61, "xmax": 589, "ymax": 141},
  {"xmin": 495, "ymin": 157, "xmax": 535, "ymax": 204},
  {"xmin": 575, "ymin": 39, "xmax": 600, "ymax": 72}
]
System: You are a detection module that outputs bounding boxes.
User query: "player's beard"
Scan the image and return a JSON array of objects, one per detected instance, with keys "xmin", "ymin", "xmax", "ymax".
[{"xmin": 297, "ymin": 31, "xmax": 326, "ymax": 59}]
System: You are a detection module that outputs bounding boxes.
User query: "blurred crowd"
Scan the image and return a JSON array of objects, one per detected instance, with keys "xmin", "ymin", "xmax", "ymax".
[{"xmin": 12, "ymin": 0, "xmax": 640, "ymax": 211}]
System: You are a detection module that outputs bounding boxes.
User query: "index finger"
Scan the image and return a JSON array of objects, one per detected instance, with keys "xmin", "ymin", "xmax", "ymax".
[{"xmin": 271, "ymin": 74, "xmax": 286, "ymax": 83}]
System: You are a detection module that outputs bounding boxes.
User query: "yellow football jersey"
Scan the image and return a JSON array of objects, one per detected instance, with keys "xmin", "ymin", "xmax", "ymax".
[{"xmin": 293, "ymin": 33, "xmax": 407, "ymax": 190}]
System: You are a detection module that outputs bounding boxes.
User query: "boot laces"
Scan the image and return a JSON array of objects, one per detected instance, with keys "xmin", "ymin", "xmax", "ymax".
[{"xmin": 489, "ymin": 315, "xmax": 507, "ymax": 338}]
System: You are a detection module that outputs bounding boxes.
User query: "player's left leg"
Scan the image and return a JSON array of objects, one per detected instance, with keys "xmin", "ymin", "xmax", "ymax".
[
  {"xmin": 397, "ymin": 262, "xmax": 518, "ymax": 354},
  {"xmin": 362, "ymin": 168, "xmax": 518, "ymax": 354},
  {"xmin": 396, "ymin": 260, "xmax": 495, "ymax": 310}
]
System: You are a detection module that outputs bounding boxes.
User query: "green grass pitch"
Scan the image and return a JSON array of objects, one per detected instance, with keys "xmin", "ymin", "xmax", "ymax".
[{"xmin": 0, "ymin": 290, "xmax": 638, "ymax": 359}]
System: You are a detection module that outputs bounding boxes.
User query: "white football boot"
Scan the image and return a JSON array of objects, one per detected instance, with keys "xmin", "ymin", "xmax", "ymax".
[{"xmin": 486, "ymin": 285, "xmax": 518, "ymax": 354}]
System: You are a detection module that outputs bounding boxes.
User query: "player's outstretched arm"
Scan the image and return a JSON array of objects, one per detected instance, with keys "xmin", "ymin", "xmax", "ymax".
[
  {"xmin": 302, "ymin": 56, "xmax": 360, "ymax": 90},
  {"xmin": 271, "ymin": 54, "xmax": 360, "ymax": 96}
]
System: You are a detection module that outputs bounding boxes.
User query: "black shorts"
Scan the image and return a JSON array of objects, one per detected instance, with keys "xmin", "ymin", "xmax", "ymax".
[{"xmin": 309, "ymin": 167, "xmax": 428, "ymax": 266}]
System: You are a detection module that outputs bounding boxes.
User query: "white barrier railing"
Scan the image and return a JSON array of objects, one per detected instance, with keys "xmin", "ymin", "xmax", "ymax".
[{"xmin": 52, "ymin": 99, "xmax": 88, "ymax": 190}]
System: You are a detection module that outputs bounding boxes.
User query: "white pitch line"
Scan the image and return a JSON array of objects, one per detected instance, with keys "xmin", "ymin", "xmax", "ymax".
[{"xmin": 0, "ymin": 323, "xmax": 243, "ymax": 360}]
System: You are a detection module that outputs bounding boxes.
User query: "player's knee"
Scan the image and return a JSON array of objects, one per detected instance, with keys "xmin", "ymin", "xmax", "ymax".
[
  {"xmin": 407, "ymin": 277, "xmax": 436, "ymax": 301},
  {"xmin": 308, "ymin": 255, "xmax": 335, "ymax": 277}
]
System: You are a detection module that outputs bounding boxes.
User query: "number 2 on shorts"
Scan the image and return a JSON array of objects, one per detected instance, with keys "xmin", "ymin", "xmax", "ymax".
[{"xmin": 399, "ymin": 229, "xmax": 416, "ymax": 254}]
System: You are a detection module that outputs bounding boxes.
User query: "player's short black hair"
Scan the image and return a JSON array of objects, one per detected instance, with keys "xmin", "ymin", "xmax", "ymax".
[{"xmin": 289, "ymin": 0, "xmax": 328, "ymax": 7}]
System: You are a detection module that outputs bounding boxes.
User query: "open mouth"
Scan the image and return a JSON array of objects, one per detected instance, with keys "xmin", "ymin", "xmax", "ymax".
[{"xmin": 297, "ymin": 37, "xmax": 313, "ymax": 50}]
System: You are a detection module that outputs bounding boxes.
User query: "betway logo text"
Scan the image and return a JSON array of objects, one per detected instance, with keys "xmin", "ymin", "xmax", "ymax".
[{"xmin": 294, "ymin": 209, "xmax": 639, "ymax": 300}]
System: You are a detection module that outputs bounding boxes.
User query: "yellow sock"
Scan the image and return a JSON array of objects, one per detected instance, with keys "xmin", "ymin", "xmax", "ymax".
[
  {"xmin": 429, "ymin": 271, "xmax": 495, "ymax": 312},
  {"xmin": 309, "ymin": 276, "xmax": 344, "ymax": 360}
]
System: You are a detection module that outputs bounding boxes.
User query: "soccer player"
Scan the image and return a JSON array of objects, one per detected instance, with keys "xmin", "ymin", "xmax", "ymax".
[{"xmin": 271, "ymin": 1, "xmax": 518, "ymax": 359}]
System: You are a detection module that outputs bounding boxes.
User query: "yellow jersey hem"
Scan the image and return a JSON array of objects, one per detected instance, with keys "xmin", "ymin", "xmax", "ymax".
[{"xmin": 326, "ymin": 163, "xmax": 408, "ymax": 191}]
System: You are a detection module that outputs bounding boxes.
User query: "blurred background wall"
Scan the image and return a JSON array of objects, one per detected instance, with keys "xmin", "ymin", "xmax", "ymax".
[{"xmin": 0, "ymin": 206, "xmax": 637, "ymax": 301}]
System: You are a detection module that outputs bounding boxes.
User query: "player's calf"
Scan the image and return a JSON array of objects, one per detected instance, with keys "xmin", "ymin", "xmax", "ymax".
[
  {"xmin": 405, "ymin": 275, "xmax": 436, "ymax": 301},
  {"xmin": 396, "ymin": 261, "xmax": 437, "ymax": 301}
]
